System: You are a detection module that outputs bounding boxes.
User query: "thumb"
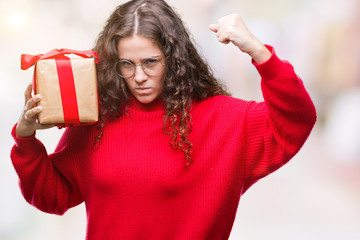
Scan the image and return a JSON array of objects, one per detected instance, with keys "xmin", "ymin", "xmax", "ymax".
[
  {"xmin": 208, "ymin": 24, "xmax": 218, "ymax": 33},
  {"xmin": 24, "ymin": 83, "xmax": 33, "ymax": 103}
]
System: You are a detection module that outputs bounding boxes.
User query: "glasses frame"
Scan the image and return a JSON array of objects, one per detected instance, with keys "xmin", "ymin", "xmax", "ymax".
[{"xmin": 114, "ymin": 58, "xmax": 165, "ymax": 78}]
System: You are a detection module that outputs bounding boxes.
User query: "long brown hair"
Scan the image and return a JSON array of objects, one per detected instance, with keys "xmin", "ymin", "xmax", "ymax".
[{"xmin": 93, "ymin": 0, "xmax": 229, "ymax": 165}]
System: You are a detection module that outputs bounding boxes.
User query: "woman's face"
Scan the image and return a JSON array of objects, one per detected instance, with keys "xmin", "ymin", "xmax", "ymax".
[{"xmin": 117, "ymin": 35, "xmax": 166, "ymax": 104}]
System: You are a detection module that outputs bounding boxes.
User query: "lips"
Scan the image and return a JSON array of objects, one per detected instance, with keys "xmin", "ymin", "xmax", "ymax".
[{"xmin": 135, "ymin": 87, "xmax": 151, "ymax": 94}]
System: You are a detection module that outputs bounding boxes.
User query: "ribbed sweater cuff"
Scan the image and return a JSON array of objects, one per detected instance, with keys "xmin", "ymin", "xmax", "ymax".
[
  {"xmin": 252, "ymin": 45, "xmax": 287, "ymax": 80},
  {"xmin": 11, "ymin": 124, "xmax": 38, "ymax": 154}
]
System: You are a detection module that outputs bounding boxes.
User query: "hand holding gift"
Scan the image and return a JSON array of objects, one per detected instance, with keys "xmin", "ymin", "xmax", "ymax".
[
  {"xmin": 18, "ymin": 48, "xmax": 99, "ymax": 137},
  {"xmin": 16, "ymin": 84, "xmax": 54, "ymax": 138}
]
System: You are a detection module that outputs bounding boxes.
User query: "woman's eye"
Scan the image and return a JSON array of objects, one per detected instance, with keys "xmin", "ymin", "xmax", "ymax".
[
  {"xmin": 144, "ymin": 59, "xmax": 158, "ymax": 67},
  {"xmin": 120, "ymin": 61, "xmax": 133, "ymax": 68}
]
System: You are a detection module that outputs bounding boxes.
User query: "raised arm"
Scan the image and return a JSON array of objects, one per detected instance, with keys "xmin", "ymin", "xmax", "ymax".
[
  {"xmin": 210, "ymin": 14, "xmax": 317, "ymax": 191},
  {"xmin": 244, "ymin": 47, "xmax": 316, "ymax": 190}
]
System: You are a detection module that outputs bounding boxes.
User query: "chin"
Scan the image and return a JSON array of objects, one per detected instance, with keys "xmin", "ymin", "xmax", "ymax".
[{"xmin": 135, "ymin": 95, "xmax": 157, "ymax": 104}]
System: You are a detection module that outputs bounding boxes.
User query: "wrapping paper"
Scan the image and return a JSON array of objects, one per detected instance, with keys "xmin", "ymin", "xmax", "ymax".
[{"xmin": 21, "ymin": 49, "xmax": 99, "ymax": 127}]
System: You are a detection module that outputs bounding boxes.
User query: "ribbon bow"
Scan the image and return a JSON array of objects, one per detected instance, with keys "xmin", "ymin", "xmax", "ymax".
[{"xmin": 21, "ymin": 48, "xmax": 99, "ymax": 70}]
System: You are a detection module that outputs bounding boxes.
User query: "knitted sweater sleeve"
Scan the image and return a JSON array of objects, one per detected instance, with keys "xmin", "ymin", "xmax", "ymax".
[
  {"xmin": 10, "ymin": 125, "xmax": 84, "ymax": 215},
  {"xmin": 243, "ymin": 46, "xmax": 316, "ymax": 192}
]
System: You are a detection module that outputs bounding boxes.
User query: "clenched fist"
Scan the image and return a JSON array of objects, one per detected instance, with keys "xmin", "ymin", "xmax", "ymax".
[{"xmin": 209, "ymin": 14, "xmax": 271, "ymax": 64}]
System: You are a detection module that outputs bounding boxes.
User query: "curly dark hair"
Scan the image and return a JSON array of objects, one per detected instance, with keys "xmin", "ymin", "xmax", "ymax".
[{"xmin": 93, "ymin": 0, "xmax": 230, "ymax": 165}]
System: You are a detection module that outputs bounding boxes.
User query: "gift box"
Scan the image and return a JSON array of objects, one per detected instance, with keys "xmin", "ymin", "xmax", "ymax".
[{"xmin": 21, "ymin": 49, "xmax": 99, "ymax": 127}]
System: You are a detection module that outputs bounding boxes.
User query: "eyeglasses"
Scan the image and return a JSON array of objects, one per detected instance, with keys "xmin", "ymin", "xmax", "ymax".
[{"xmin": 115, "ymin": 58, "xmax": 165, "ymax": 78}]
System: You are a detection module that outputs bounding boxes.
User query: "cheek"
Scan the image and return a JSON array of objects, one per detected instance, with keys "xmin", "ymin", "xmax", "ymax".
[
  {"xmin": 158, "ymin": 71, "xmax": 166, "ymax": 90},
  {"xmin": 156, "ymin": 77, "xmax": 164, "ymax": 95},
  {"xmin": 123, "ymin": 78, "xmax": 132, "ymax": 88}
]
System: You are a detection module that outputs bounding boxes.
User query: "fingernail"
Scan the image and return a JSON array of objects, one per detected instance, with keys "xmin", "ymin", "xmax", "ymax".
[
  {"xmin": 36, "ymin": 106, "xmax": 42, "ymax": 111},
  {"xmin": 34, "ymin": 94, "xmax": 41, "ymax": 100}
]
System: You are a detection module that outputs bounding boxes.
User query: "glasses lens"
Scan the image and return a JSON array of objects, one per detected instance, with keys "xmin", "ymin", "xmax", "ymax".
[
  {"xmin": 143, "ymin": 59, "xmax": 164, "ymax": 76},
  {"xmin": 117, "ymin": 60, "xmax": 134, "ymax": 78},
  {"xmin": 115, "ymin": 59, "xmax": 164, "ymax": 78}
]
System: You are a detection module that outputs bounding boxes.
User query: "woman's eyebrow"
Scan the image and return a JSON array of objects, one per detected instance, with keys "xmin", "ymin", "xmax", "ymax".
[
  {"xmin": 141, "ymin": 55, "xmax": 162, "ymax": 60},
  {"xmin": 147, "ymin": 55, "xmax": 161, "ymax": 58},
  {"xmin": 119, "ymin": 55, "xmax": 162, "ymax": 61},
  {"xmin": 118, "ymin": 58, "xmax": 133, "ymax": 61}
]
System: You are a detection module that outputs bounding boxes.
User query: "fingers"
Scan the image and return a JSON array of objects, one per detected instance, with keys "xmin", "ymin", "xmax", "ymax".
[
  {"xmin": 210, "ymin": 13, "xmax": 260, "ymax": 51},
  {"xmin": 216, "ymin": 27, "xmax": 231, "ymax": 44},
  {"xmin": 209, "ymin": 23, "xmax": 231, "ymax": 44},
  {"xmin": 208, "ymin": 24, "xmax": 218, "ymax": 33},
  {"xmin": 16, "ymin": 85, "xmax": 46, "ymax": 138},
  {"xmin": 22, "ymin": 94, "xmax": 42, "ymax": 124},
  {"xmin": 209, "ymin": 14, "xmax": 241, "ymax": 45},
  {"xmin": 24, "ymin": 105, "xmax": 42, "ymax": 121},
  {"xmin": 24, "ymin": 94, "xmax": 41, "ymax": 112}
]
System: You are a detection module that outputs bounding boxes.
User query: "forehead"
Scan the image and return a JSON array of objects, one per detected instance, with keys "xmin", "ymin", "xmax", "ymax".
[{"xmin": 117, "ymin": 35, "xmax": 163, "ymax": 59}]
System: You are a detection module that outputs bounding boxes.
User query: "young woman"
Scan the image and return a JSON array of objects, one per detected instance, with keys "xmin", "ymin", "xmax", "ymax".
[{"xmin": 11, "ymin": 0, "xmax": 316, "ymax": 239}]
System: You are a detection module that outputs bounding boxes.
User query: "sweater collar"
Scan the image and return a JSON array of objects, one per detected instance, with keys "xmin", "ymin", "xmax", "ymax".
[{"xmin": 127, "ymin": 97, "xmax": 165, "ymax": 113}]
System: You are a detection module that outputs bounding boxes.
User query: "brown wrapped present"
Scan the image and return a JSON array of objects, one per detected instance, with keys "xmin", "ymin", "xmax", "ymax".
[{"xmin": 21, "ymin": 49, "xmax": 99, "ymax": 127}]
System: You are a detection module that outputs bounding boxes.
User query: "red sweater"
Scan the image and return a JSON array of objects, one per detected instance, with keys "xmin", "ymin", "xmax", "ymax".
[{"xmin": 11, "ymin": 47, "xmax": 316, "ymax": 240}]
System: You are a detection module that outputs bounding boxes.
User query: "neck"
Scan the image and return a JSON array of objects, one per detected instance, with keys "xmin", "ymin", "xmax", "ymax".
[{"xmin": 128, "ymin": 97, "xmax": 165, "ymax": 113}]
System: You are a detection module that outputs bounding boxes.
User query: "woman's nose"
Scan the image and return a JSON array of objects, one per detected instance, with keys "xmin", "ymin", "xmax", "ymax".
[{"xmin": 134, "ymin": 65, "xmax": 148, "ymax": 84}]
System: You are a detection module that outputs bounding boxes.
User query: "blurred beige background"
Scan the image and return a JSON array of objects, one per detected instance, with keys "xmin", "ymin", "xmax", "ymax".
[{"xmin": 1, "ymin": 0, "xmax": 360, "ymax": 239}]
